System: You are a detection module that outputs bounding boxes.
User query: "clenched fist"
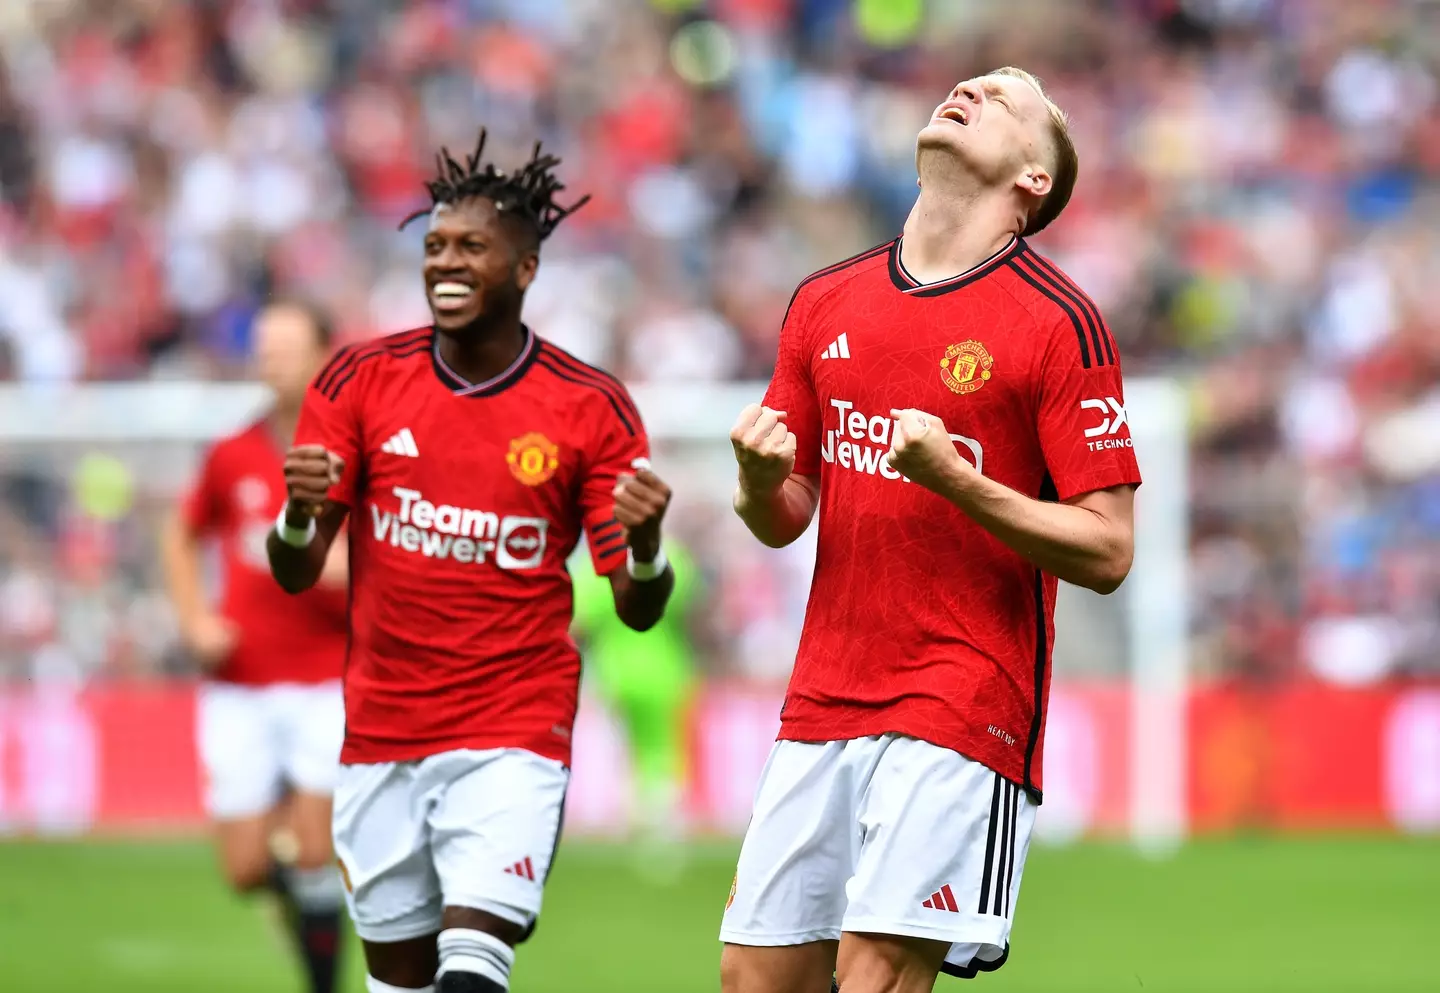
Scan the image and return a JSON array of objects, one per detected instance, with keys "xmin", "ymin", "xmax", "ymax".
[
  {"xmin": 730, "ymin": 404, "xmax": 797, "ymax": 495},
  {"xmin": 613, "ymin": 458, "xmax": 672, "ymax": 562},
  {"xmin": 886, "ymin": 408, "xmax": 966, "ymax": 490},
  {"xmin": 282, "ymin": 444, "xmax": 344, "ymax": 521}
]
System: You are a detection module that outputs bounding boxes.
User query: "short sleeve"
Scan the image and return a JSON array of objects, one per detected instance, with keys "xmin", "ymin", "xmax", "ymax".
[
  {"xmin": 761, "ymin": 287, "xmax": 823, "ymax": 477},
  {"xmin": 580, "ymin": 390, "xmax": 650, "ymax": 576},
  {"xmin": 1036, "ymin": 320, "xmax": 1143, "ymax": 502},
  {"xmin": 294, "ymin": 348, "xmax": 364, "ymax": 508},
  {"xmin": 180, "ymin": 445, "xmax": 225, "ymax": 534}
]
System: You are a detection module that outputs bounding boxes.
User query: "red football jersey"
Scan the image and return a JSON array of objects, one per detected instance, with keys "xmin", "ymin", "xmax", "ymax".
[
  {"xmin": 181, "ymin": 421, "xmax": 348, "ymax": 685},
  {"xmin": 295, "ymin": 326, "xmax": 647, "ymax": 766},
  {"xmin": 764, "ymin": 238, "xmax": 1142, "ymax": 799}
]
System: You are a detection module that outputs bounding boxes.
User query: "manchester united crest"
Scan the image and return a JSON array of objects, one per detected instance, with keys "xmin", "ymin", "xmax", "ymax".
[
  {"xmin": 939, "ymin": 340, "xmax": 994, "ymax": 395},
  {"xmin": 507, "ymin": 433, "xmax": 560, "ymax": 486}
]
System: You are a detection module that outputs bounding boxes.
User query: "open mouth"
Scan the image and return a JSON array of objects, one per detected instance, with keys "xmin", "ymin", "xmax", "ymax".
[
  {"xmin": 430, "ymin": 281, "xmax": 476, "ymax": 312},
  {"xmin": 937, "ymin": 106, "xmax": 970, "ymax": 127}
]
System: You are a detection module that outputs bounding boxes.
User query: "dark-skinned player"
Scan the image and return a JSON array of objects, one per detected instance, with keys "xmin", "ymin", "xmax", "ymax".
[{"xmin": 268, "ymin": 132, "xmax": 677, "ymax": 993}]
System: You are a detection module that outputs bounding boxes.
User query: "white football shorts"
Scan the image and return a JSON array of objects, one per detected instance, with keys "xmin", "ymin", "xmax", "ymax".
[
  {"xmin": 196, "ymin": 679, "xmax": 344, "ymax": 820},
  {"xmin": 332, "ymin": 748, "xmax": 569, "ymax": 943},
  {"xmin": 719, "ymin": 734, "xmax": 1037, "ymax": 978}
]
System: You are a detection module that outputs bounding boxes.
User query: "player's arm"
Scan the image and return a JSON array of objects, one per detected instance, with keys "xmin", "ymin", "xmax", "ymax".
[
  {"xmin": 730, "ymin": 405, "xmax": 819, "ymax": 548},
  {"xmin": 605, "ymin": 464, "xmax": 675, "ymax": 632},
  {"xmin": 270, "ymin": 352, "xmax": 363, "ymax": 594},
  {"xmin": 267, "ymin": 446, "xmax": 350, "ymax": 594},
  {"xmin": 158, "ymin": 498, "xmax": 235, "ymax": 670},
  {"xmin": 888, "ymin": 415, "xmax": 1135, "ymax": 593},
  {"xmin": 730, "ymin": 283, "xmax": 824, "ymax": 547}
]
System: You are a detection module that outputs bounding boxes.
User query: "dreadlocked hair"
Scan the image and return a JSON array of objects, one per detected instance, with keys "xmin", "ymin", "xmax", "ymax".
[{"xmin": 399, "ymin": 129, "xmax": 590, "ymax": 242}]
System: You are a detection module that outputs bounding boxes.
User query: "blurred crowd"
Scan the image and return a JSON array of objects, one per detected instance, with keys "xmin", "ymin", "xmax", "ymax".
[{"xmin": 2, "ymin": 0, "xmax": 1439, "ymax": 686}]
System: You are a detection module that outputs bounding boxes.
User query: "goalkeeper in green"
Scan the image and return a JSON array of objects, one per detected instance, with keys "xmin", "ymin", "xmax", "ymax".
[{"xmin": 571, "ymin": 538, "xmax": 700, "ymax": 864}]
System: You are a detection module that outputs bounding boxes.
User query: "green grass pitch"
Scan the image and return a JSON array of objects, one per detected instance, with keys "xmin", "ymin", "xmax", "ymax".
[{"xmin": 0, "ymin": 835, "xmax": 1435, "ymax": 992}]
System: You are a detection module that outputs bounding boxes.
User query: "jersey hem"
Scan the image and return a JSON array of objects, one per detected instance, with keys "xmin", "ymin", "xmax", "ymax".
[
  {"xmin": 340, "ymin": 737, "xmax": 570, "ymax": 766},
  {"xmin": 775, "ymin": 725, "xmax": 1040, "ymax": 799},
  {"xmin": 209, "ymin": 673, "xmax": 344, "ymax": 687}
]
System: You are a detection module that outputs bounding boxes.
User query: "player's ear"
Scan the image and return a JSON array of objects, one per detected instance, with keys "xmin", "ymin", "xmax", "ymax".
[
  {"xmin": 514, "ymin": 250, "xmax": 540, "ymax": 292},
  {"xmin": 1018, "ymin": 166, "xmax": 1052, "ymax": 199}
]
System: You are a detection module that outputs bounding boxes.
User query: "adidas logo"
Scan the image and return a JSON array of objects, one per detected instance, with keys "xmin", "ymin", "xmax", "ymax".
[
  {"xmin": 922, "ymin": 884, "xmax": 959, "ymax": 913},
  {"xmin": 502, "ymin": 856, "xmax": 537, "ymax": 881},
  {"xmin": 381, "ymin": 428, "xmax": 419, "ymax": 457},
  {"xmin": 820, "ymin": 333, "xmax": 850, "ymax": 360}
]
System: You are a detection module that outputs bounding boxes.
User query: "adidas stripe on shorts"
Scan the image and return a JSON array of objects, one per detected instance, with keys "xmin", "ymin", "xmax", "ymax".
[
  {"xmin": 719, "ymin": 734, "xmax": 1037, "ymax": 978},
  {"xmin": 332, "ymin": 748, "xmax": 568, "ymax": 943}
]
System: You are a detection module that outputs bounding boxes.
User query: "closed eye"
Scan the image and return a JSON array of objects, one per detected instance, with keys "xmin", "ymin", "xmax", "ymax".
[{"xmin": 984, "ymin": 84, "xmax": 1016, "ymax": 115}]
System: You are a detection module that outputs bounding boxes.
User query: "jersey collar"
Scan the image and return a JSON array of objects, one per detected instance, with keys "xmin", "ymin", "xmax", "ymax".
[
  {"xmin": 431, "ymin": 324, "xmax": 540, "ymax": 397},
  {"xmin": 888, "ymin": 236, "xmax": 1024, "ymax": 297}
]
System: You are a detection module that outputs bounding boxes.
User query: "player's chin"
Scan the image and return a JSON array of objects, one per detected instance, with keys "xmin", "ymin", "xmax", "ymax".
[
  {"xmin": 429, "ymin": 301, "xmax": 484, "ymax": 333},
  {"xmin": 916, "ymin": 121, "xmax": 965, "ymax": 153}
]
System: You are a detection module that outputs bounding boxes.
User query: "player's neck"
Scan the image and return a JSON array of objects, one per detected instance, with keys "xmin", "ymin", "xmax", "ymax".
[
  {"xmin": 900, "ymin": 184, "xmax": 1019, "ymax": 285},
  {"xmin": 435, "ymin": 316, "xmax": 528, "ymax": 385}
]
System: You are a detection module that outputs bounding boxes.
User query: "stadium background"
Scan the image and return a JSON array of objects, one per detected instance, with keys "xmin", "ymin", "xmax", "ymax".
[{"xmin": 0, "ymin": 0, "xmax": 1437, "ymax": 990}]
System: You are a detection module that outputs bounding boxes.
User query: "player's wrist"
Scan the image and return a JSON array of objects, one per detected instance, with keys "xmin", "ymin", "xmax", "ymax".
[
  {"xmin": 282, "ymin": 500, "xmax": 317, "ymax": 529},
  {"xmin": 735, "ymin": 473, "xmax": 783, "ymax": 509},
  {"xmin": 275, "ymin": 506, "xmax": 317, "ymax": 548},
  {"xmin": 626, "ymin": 543, "xmax": 668, "ymax": 581}
]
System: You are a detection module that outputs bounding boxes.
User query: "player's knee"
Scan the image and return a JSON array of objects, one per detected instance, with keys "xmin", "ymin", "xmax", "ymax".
[
  {"xmin": 836, "ymin": 934, "xmax": 945, "ymax": 993},
  {"xmin": 718, "ymin": 945, "xmax": 745, "ymax": 993},
  {"xmin": 437, "ymin": 928, "xmax": 514, "ymax": 992}
]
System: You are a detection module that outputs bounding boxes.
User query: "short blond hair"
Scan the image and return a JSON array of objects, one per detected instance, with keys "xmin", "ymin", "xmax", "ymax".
[{"xmin": 991, "ymin": 66, "xmax": 1078, "ymax": 236}]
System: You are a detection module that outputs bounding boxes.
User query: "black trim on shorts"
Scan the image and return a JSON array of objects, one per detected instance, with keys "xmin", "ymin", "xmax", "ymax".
[
  {"xmin": 976, "ymin": 774, "xmax": 1003, "ymax": 913},
  {"xmin": 992, "ymin": 780, "xmax": 1012, "ymax": 917},
  {"xmin": 1004, "ymin": 784, "xmax": 1020, "ymax": 918},
  {"xmin": 518, "ymin": 772, "xmax": 570, "ymax": 945},
  {"xmin": 940, "ymin": 942, "xmax": 1011, "ymax": 980}
]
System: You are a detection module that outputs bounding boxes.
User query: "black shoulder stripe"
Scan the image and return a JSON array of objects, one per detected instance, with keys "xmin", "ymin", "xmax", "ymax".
[
  {"xmin": 802, "ymin": 240, "xmax": 893, "ymax": 287},
  {"xmin": 322, "ymin": 339, "xmax": 430, "ymax": 401},
  {"xmin": 314, "ymin": 329, "xmax": 433, "ymax": 397},
  {"xmin": 538, "ymin": 345, "xmax": 643, "ymax": 426},
  {"xmin": 382, "ymin": 328, "xmax": 435, "ymax": 353},
  {"xmin": 793, "ymin": 240, "xmax": 892, "ymax": 298},
  {"xmin": 314, "ymin": 342, "xmax": 366, "ymax": 395},
  {"xmin": 779, "ymin": 240, "xmax": 894, "ymax": 328},
  {"xmin": 534, "ymin": 355, "xmax": 636, "ymax": 437},
  {"xmin": 1022, "ymin": 251, "xmax": 1115, "ymax": 366},
  {"xmin": 1014, "ymin": 253, "xmax": 1106, "ymax": 367},
  {"xmin": 1005, "ymin": 260, "xmax": 1091, "ymax": 369}
]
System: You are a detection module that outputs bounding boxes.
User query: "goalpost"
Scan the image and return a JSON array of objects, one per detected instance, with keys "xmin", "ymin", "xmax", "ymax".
[{"xmin": 0, "ymin": 377, "xmax": 1188, "ymax": 848}]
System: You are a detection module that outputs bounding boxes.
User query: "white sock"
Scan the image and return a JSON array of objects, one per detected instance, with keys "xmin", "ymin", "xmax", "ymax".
[
  {"xmin": 288, "ymin": 865, "xmax": 345, "ymax": 911},
  {"xmin": 437, "ymin": 927, "xmax": 514, "ymax": 989},
  {"xmin": 366, "ymin": 978, "xmax": 434, "ymax": 993}
]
